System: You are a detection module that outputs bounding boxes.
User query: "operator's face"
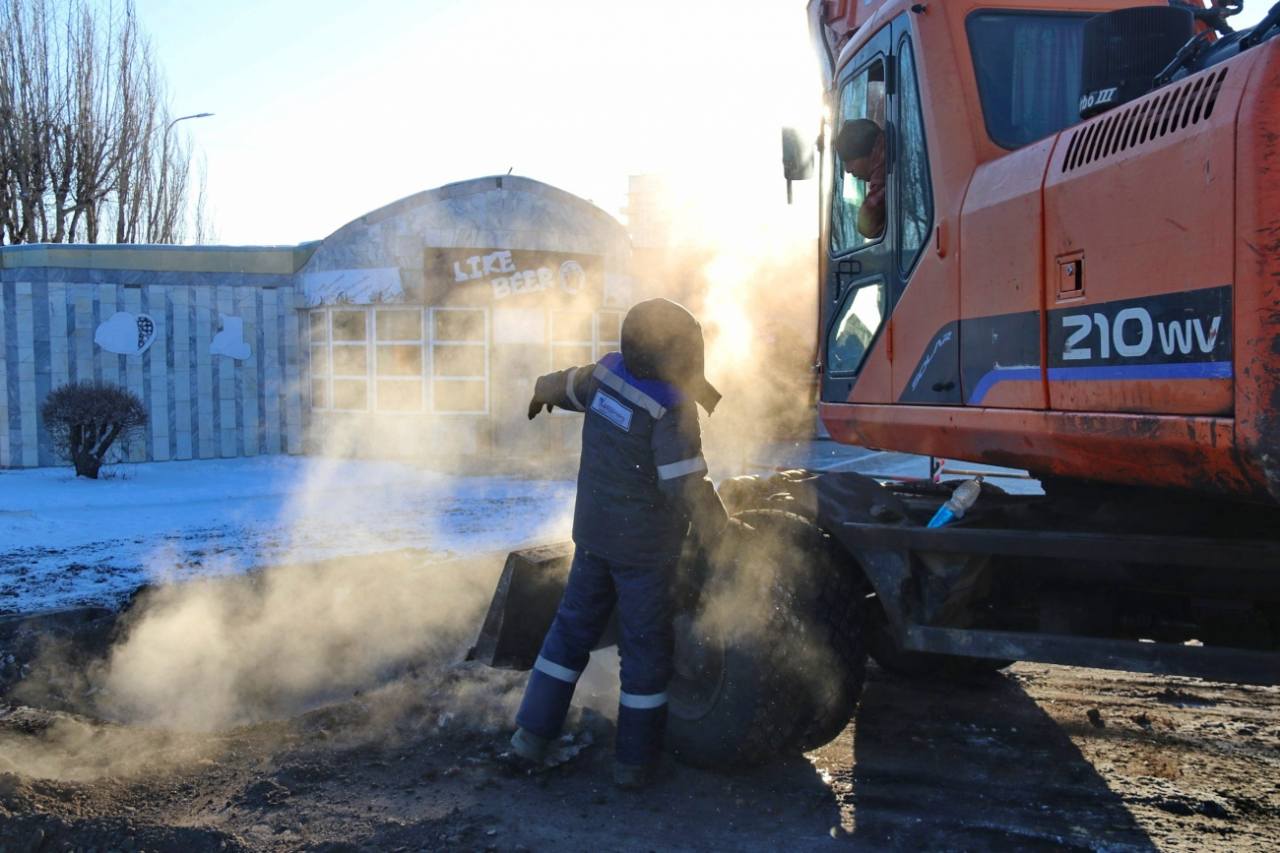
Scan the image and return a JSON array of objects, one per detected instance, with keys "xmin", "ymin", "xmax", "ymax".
[{"xmin": 843, "ymin": 134, "xmax": 884, "ymax": 182}]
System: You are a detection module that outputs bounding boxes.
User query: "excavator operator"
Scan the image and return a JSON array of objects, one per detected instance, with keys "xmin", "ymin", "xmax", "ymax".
[{"xmin": 836, "ymin": 117, "xmax": 887, "ymax": 240}]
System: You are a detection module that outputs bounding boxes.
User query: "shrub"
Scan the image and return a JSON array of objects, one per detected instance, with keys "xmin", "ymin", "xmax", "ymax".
[{"xmin": 41, "ymin": 382, "xmax": 148, "ymax": 479}]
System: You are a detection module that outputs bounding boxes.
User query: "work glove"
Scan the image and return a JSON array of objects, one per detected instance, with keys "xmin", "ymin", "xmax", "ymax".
[
  {"xmin": 528, "ymin": 396, "xmax": 552, "ymax": 419},
  {"xmin": 526, "ymin": 373, "xmax": 560, "ymax": 420}
]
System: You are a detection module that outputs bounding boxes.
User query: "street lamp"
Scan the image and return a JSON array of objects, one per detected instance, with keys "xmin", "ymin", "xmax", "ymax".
[
  {"xmin": 166, "ymin": 112, "xmax": 214, "ymax": 138},
  {"xmin": 157, "ymin": 112, "xmax": 214, "ymax": 243}
]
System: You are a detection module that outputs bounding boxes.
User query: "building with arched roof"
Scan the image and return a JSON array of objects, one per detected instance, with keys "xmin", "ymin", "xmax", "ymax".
[{"xmin": 0, "ymin": 176, "xmax": 635, "ymax": 469}]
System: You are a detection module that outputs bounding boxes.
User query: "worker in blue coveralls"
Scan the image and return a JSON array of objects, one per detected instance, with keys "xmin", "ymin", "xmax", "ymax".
[{"xmin": 511, "ymin": 297, "xmax": 732, "ymax": 789}]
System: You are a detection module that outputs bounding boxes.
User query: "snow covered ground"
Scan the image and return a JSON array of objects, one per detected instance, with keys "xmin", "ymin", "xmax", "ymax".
[
  {"xmin": 0, "ymin": 443, "xmax": 1035, "ymax": 616},
  {"xmin": 0, "ymin": 457, "xmax": 575, "ymax": 614}
]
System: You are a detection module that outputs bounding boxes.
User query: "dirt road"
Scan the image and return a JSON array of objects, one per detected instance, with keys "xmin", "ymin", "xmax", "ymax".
[
  {"xmin": 818, "ymin": 664, "xmax": 1279, "ymax": 850},
  {"xmin": 2, "ymin": 651, "xmax": 1277, "ymax": 852},
  {"xmin": 1, "ymin": 548, "xmax": 1276, "ymax": 851}
]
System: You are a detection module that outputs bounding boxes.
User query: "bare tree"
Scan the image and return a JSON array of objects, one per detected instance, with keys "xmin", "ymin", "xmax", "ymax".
[
  {"xmin": 0, "ymin": 0, "xmax": 208, "ymax": 245},
  {"xmin": 0, "ymin": 0, "xmax": 54, "ymax": 244},
  {"xmin": 192, "ymin": 151, "xmax": 214, "ymax": 244},
  {"xmin": 41, "ymin": 380, "xmax": 148, "ymax": 478}
]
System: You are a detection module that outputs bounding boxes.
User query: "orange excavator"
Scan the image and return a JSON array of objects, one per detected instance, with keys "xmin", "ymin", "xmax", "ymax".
[
  {"xmin": 807, "ymin": 0, "xmax": 1279, "ymax": 504},
  {"xmin": 475, "ymin": 0, "xmax": 1280, "ymax": 767}
]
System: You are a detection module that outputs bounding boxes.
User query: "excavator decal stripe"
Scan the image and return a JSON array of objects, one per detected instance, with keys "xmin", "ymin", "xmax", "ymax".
[
  {"xmin": 967, "ymin": 361, "xmax": 1233, "ymax": 406},
  {"xmin": 1047, "ymin": 361, "xmax": 1232, "ymax": 383},
  {"xmin": 967, "ymin": 366, "xmax": 1041, "ymax": 406},
  {"xmin": 900, "ymin": 287, "xmax": 1234, "ymax": 406}
]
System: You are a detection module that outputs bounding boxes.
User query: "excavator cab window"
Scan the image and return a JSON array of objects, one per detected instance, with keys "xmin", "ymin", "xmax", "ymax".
[
  {"xmin": 967, "ymin": 11, "xmax": 1091, "ymax": 148},
  {"xmin": 896, "ymin": 36, "xmax": 931, "ymax": 277},
  {"xmin": 826, "ymin": 52, "xmax": 889, "ymax": 383},
  {"xmin": 828, "ymin": 283, "xmax": 885, "ymax": 374},
  {"xmin": 821, "ymin": 17, "xmax": 933, "ymax": 396},
  {"xmin": 832, "ymin": 58, "xmax": 887, "ymax": 254}
]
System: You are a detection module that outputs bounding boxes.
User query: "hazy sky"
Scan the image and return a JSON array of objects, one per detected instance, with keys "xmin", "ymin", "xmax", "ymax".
[
  {"xmin": 133, "ymin": 0, "xmax": 819, "ymax": 245},
  {"xmin": 132, "ymin": 1, "xmax": 1274, "ymax": 246}
]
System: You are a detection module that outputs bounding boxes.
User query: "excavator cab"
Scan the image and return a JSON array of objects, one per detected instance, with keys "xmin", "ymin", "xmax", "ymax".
[{"xmin": 813, "ymin": 6, "xmax": 1102, "ymax": 412}]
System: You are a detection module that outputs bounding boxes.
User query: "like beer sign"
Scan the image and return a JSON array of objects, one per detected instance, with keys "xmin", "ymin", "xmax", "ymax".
[{"xmin": 426, "ymin": 247, "xmax": 598, "ymax": 305}]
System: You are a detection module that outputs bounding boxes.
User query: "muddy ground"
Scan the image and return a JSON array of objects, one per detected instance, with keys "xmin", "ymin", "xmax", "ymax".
[{"xmin": 0, "ymin": 563, "xmax": 1278, "ymax": 851}]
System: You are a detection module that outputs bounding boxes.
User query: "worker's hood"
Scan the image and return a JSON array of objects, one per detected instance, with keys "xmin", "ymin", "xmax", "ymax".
[{"xmin": 621, "ymin": 298, "xmax": 722, "ymax": 415}]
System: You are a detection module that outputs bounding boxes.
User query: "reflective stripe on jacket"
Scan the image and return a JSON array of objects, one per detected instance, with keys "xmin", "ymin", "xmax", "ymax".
[{"xmin": 535, "ymin": 351, "xmax": 728, "ymax": 566}]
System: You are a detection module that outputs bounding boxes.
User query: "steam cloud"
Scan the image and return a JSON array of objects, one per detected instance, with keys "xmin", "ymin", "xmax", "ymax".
[
  {"xmin": 2, "ymin": 170, "xmax": 821, "ymax": 780},
  {"xmin": 634, "ymin": 174, "xmax": 820, "ymax": 472},
  {"xmin": 91, "ymin": 427, "xmax": 573, "ymax": 734}
]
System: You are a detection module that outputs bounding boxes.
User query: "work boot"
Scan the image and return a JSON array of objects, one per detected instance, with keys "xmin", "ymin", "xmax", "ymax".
[
  {"xmin": 509, "ymin": 727, "xmax": 550, "ymax": 764},
  {"xmin": 613, "ymin": 760, "xmax": 657, "ymax": 790}
]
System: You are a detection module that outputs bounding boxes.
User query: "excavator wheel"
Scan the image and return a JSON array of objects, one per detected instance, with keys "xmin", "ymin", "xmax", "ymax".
[{"xmin": 665, "ymin": 510, "xmax": 867, "ymax": 768}]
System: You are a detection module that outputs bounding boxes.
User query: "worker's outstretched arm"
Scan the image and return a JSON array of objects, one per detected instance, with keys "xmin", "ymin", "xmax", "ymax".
[
  {"xmin": 527, "ymin": 363, "xmax": 595, "ymax": 419},
  {"xmin": 652, "ymin": 404, "xmax": 729, "ymax": 546}
]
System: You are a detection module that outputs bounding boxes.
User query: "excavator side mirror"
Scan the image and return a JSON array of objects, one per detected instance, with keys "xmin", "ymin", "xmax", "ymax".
[{"xmin": 781, "ymin": 126, "xmax": 815, "ymax": 204}]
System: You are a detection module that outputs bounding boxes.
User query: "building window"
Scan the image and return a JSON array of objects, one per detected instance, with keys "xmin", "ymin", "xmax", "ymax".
[
  {"xmin": 595, "ymin": 310, "xmax": 622, "ymax": 359},
  {"xmin": 309, "ymin": 310, "xmax": 330, "ymax": 409},
  {"xmin": 431, "ymin": 307, "xmax": 488, "ymax": 414},
  {"xmin": 310, "ymin": 305, "xmax": 490, "ymax": 415},
  {"xmin": 329, "ymin": 309, "xmax": 370, "ymax": 410},
  {"xmin": 550, "ymin": 309, "xmax": 624, "ymax": 370},
  {"xmin": 375, "ymin": 308, "xmax": 424, "ymax": 411},
  {"xmin": 546, "ymin": 310, "xmax": 623, "ymax": 414},
  {"xmin": 550, "ymin": 311, "xmax": 594, "ymax": 371}
]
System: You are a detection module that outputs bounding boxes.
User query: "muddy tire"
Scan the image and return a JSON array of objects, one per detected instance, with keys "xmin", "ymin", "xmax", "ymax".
[
  {"xmin": 666, "ymin": 510, "xmax": 866, "ymax": 768},
  {"xmin": 865, "ymin": 600, "xmax": 1013, "ymax": 678}
]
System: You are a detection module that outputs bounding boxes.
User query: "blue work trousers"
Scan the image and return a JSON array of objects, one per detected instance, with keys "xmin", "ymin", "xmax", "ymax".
[{"xmin": 515, "ymin": 547, "xmax": 674, "ymax": 767}]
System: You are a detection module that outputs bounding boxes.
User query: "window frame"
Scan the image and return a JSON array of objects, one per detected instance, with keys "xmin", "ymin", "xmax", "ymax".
[
  {"xmin": 895, "ymin": 33, "xmax": 934, "ymax": 280},
  {"xmin": 594, "ymin": 309, "xmax": 622, "ymax": 360},
  {"xmin": 310, "ymin": 306, "xmax": 492, "ymax": 415},
  {"xmin": 547, "ymin": 309, "xmax": 623, "ymax": 366},
  {"xmin": 547, "ymin": 309, "xmax": 622, "ymax": 415},
  {"xmin": 548, "ymin": 309, "xmax": 596, "ymax": 374},
  {"xmin": 309, "ymin": 309, "xmax": 331, "ymax": 411},
  {"xmin": 373, "ymin": 307, "xmax": 426, "ymax": 413},
  {"xmin": 430, "ymin": 306, "xmax": 490, "ymax": 415},
  {"xmin": 329, "ymin": 308, "xmax": 371, "ymax": 412},
  {"xmin": 965, "ymin": 9, "xmax": 1093, "ymax": 150},
  {"xmin": 825, "ymin": 276, "xmax": 888, "ymax": 378},
  {"xmin": 830, "ymin": 52, "xmax": 889, "ymax": 259}
]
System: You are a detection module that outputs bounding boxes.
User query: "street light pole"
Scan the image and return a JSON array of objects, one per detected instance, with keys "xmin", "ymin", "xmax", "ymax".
[{"xmin": 157, "ymin": 111, "xmax": 213, "ymax": 243}]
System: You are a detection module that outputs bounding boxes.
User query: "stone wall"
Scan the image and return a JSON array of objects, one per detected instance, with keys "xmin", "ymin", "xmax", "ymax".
[{"xmin": 0, "ymin": 259, "xmax": 306, "ymax": 468}]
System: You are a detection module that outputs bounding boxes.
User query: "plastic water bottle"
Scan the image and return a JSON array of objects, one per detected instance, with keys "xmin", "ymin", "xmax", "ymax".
[{"xmin": 927, "ymin": 478, "xmax": 982, "ymax": 528}]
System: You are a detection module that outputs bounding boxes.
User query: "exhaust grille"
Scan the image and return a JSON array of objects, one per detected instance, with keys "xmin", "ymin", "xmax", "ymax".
[{"xmin": 1061, "ymin": 67, "xmax": 1229, "ymax": 173}]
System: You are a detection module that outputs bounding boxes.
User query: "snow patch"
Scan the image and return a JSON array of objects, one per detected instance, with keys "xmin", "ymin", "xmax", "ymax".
[
  {"xmin": 0, "ymin": 457, "xmax": 574, "ymax": 614},
  {"xmin": 301, "ymin": 268, "xmax": 405, "ymax": 306}
]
